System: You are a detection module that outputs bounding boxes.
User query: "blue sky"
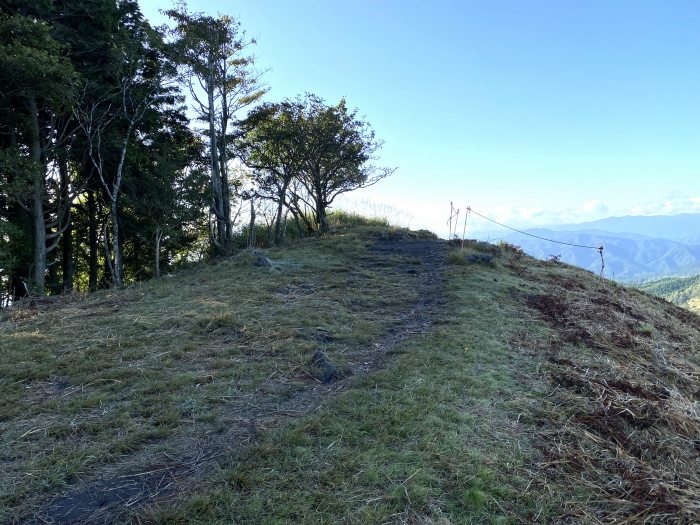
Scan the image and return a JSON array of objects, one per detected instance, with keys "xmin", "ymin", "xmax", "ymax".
[{"xmin": 140, "ymin": 0, "xmax": 700, "ymax": 233}]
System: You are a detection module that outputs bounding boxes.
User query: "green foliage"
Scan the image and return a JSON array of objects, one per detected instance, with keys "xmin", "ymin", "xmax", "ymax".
[
  {"xmin": 232, "ymin": 210, "xmax": 392, "ymax": 250},
  {"xmin": 0, "ymin": 12, "xmax": 77, "ymax": 103},
  {"xmin": 638, "ymin": 274, "xmax": 700, "ymax": 313},
  {"xmin": 121, "ymin": 108, "xmax": 209, "ymax": 277},
  {"xmin": 0, "ymin": 0, "xmax": 392, "ymax": 303},
  {"xmin": 240, "ymin": 94, "xmax": 394, "ymax": 236},
  {"xmin": 0, "ymin": 219, "xmax": 20, "ymax": 264},
  {"xmin": 0, "ymin": 10, "xmax": 78, "ymax": 295},
  {"xmin": 0, "ymin": 0, "xmax": 221, "ymax": 298},
  {"xmin": 326, "ymin": 210, "xmax": 391, "ymax": 229},
  {"xmin": 0, "ymin": 148, "xmax": 36, "ymax": 203},
  {"xmin": 0, "ymin": 218, "xmax": 28, "ymax": 302}
]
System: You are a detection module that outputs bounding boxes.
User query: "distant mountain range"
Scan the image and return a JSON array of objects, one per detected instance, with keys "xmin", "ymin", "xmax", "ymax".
[
  {"xmin": 476, "ymin": 213, "xmax": 700, "ymax": 281},
  {"xmin": 548, "ymin": 213, "xmax": 700, "ymax": 244}
]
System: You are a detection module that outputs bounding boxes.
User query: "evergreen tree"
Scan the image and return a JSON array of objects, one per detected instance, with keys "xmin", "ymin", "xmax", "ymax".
[{"xmin": 0, "ymin": 10, "xmax": 76, "ymax": 294}]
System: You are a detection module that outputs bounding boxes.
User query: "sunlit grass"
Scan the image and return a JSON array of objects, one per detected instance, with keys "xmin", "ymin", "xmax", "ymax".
[
  {"xmin": 0, "ymin": 221, "xmax": 418, "ymax": 522},
  {"xmin": 137, "ymin": 242, "xmax": 562, "ymax": 524},
  {"xmin": 4, "ymin": 223, "xmax": 697, "ymax": 524}
]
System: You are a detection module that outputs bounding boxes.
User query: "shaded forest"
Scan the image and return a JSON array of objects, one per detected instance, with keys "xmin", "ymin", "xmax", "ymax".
[{"xmin": 0, "ymin": 0, "xmax": 393, "ymax": 305}]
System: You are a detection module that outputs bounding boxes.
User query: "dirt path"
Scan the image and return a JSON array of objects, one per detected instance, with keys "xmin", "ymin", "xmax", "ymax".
[{"xmin": 33, "ymin": 234, "xmax": 447, "ymax": 524}]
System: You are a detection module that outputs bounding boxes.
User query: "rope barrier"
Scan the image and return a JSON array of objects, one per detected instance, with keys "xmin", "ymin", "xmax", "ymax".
[
  {"xmin": 466, "ymin": 207, "xmax": 600, "ymax": 249},
  {"xmin": 447, "ymin": 202, "xmax": 460, "ymax": 239},
  {"xmin": 458, "ymin": 205, "xmax": 606, "ymax": 278}
]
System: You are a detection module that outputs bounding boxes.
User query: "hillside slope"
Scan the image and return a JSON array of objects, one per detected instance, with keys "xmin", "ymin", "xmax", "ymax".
[
  {"xmin": 639, "ymin": 274, "xmax": 700, "ymax": 314},
  {"xmin": 2, "ymin": 223, "xmax": 699, "ymax": 524}
]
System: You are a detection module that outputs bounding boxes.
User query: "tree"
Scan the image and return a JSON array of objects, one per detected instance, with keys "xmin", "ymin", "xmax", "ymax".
[
  {"xmin": 298, "ymin": 95, "xmax": 394, "ymax": 233},
  {"xmin": 0, "ymin": 149, "xmax": 32, "ymax": 303},
  {"xmin": 52, "ymin": 0, "xmax": 122, "ymax": 292},
  {"xmin": 239, "ymin": 101, "xmax": 305, "ymax": 245},
  {"xmin": 123, "ymin": 108, "xmax": 208, "ymax": 278},
  {"xmin": 0, "ymin": 12, "xmax": 76, "ymax": 295},
  {"xmin": 165, "ymin": 3, "xmax": 266, "ymax": 255},
  {"xmin": 242, "ymin": 94, "xmax": 394, "ymax": 236},
  {"xmin": 75, "ymin": 2, "xmax": 171, "ymax": 287},
  {"xmin": 1, "ymin": 1, "xmax": 266, "ymax": 301}
]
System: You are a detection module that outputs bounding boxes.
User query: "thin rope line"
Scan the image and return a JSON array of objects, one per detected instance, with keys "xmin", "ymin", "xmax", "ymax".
[{"xmin": 466, "ymin": 206, "xmax": 602, "ymax": 251}]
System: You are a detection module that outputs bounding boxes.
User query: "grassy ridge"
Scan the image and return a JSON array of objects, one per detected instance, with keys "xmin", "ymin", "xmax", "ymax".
[
  {"xmin": 143, "ymin": 243, "xmax": 560, "ymax": 524},
  {"xmin": 1, "ymin": 217, "xmax": 417, "ymax": 523},
  {"xmin": 2, "ymin": 222, "xmax": 700, "ymax": 524}
]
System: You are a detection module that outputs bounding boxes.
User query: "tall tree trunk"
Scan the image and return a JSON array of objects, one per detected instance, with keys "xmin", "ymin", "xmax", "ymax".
[
  {"xmin": 110, "ymin": 198, "xmax": 122, "ymax": 287},
  {"xmin": 105, "ymin": 129, "xmax": 131, "ymax": 288},
  {"xmin": 47, "ymin": 258, "xmax": 59, "ymax": 294},
  {"xmin": 267, "ymin": 217, "xmax": 273, "ymax": 246},
  {"xmin": 131, "ymin": 237, "xmax": 140, "ymax": 280},
  {"xmin": 102, "ymin": 222, "xmax": 113, "ymax": 288},
  {"xmin": 291, "ymin": 211, "xmax": 304, "ymax": 238},
  {"xmin": 59, "ymin": 156, "xmax": 74, "ymax": 291},
  {"xmin": 219, "ymin": 78, "xmax": 232, "ymax": 252},
  {"xmin": 273, "ymin": 180, "xmax": 290, "ymax": 245},
  {"xmin": 288, "ymin": 189, "xmax": 313, "ymax": 236},
  {"xmin": 206, "ymin": 66, "xmax": 226, "ymax": 254},
  {"xmin": 247, "ymin": 197, "xmax": 256, "ymax": 249},
  {"xmin": 27, "ymin": 97, "xmax": 46, "ymax": 295},
  {"xmin": 87, "ymin": 189, "xmax": 98, "ymax": 292},
  {"xmin": 316, "ymin": 199, "xmax": 328, "ymax": 235},
  {"xmin": 61, "ymin": 216, "xmax": 74, "ymax": 292},
  {"xmin": 32, "ymin": 175, "xmax": 47, "ymax": 294},
  {"xmin": 154, "ymin": 224, "xmax": 162, "ymax": 278}
]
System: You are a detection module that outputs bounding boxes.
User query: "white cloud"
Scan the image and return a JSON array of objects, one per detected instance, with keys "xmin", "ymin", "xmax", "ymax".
[
  {"xmin": 580, "ymin": 200, "xmax": 609, "ymax": 214},
  {"xmin": 627, "ymin": 194, "xmax": 700, "ymax": 216},
  {"xmin": 333, "ymin": 187, "xmax": 700, "ymax": 240}
]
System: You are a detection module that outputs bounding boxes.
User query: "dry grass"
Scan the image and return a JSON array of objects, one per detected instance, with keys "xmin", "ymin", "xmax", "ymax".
[{"xmin": 516, "ymin": 258, "xmax": 700, "ymax": 523}]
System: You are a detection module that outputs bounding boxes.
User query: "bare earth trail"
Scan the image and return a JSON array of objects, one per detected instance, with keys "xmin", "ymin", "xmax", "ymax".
[{"xmin": 33, "ymin": 233, "xmax": 448, "ymax": 524}]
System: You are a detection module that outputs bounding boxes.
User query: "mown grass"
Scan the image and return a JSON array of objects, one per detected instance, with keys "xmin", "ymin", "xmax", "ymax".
[
  {"xmin": 136, "ymin": 242, "xmax": 565, "ymax": 524},
  {"xmin": 0, "ymin": 220, "xmax": 419, "ymax": 523},
  {"xmin": 6, "ymin": 223, "xmax": 695, "ymax": 524}
]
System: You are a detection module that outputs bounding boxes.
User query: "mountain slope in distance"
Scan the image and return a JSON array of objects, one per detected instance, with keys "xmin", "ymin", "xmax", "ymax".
[
  {"xmin": 639, "ymin": 274, "xmax": 700, "ymax": 314},
  {"xmin": 549, "ymin": 212, "xmax": 700, "ymax": 243},
  {"xmin": 501, "ymin": 228, "xmax": 700, "ymax": 281}
]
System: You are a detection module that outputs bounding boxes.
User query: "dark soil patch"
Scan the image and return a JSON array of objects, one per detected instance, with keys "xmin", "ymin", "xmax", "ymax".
[
  {"xmin": 526, "ymin": 294, "xmax": 568, "ymax": 325},
  {"xmin": 308, "ymin": 349, "xmax": 344, "ymax": 383}
]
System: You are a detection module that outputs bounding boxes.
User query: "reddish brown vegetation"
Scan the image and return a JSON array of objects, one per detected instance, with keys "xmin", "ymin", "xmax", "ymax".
[{"xmin": 524, "ymin": 271, "xmax": 700, "ymax": 523}]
